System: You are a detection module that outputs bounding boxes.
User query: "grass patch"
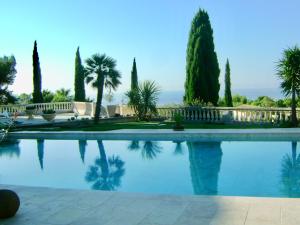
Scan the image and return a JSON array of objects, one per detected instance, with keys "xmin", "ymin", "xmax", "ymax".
[{"xmin": 13, "ymin": 121, "xmax": 278, "ymax": 132}]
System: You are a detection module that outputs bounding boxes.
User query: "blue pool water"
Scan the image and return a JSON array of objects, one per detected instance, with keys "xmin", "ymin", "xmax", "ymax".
[{"xmin": 0, "ymin": 139, "xmax": 299, "ymax": 198}]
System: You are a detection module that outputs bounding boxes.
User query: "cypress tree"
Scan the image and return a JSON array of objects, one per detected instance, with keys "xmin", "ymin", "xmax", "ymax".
[
  {"xmin": 32, "ymin": 40, "xmax": 43, "ymax": 103},
  {"xmin": 131, "ymin": 58, "xmax": 138, "ymax": 90},
  {"xmin": 184, "ymin": 9, "xmax": 220, "ymax": 105},
  {"xmin": 224, "ymin": 59, "xmax": 233, "ymax": 107},
  {"xmin": 74, "ymin": 47, "xmax": 86, "ymax": 101}
]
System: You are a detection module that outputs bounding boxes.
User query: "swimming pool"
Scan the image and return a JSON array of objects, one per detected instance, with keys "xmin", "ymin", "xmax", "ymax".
[{"xmin": 0, "ymin": 138, "xmax": 299, "ymax": 198}]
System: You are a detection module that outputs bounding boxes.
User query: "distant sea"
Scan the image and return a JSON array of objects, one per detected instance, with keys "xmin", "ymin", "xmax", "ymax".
[{"xmin": 101, "ymin": 88, "xmax": 283, "ymax": 106}]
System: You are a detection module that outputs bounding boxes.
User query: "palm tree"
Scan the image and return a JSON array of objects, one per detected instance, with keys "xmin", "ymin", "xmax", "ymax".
[
  {"xmin": 85, "ymin": 140, "xmax": 125, "ymax": 190},
  {"xmin": 126, "ymin": 80, "xmax": 160, "ymax": 121},
  {"xmin": 277, "ymin": 46, "xmax": 300, "ymax": 126},
  {"xmin": 85, "ymin": 54, "xmax": 121, "ymax": 122},
  {"xmin": 52, "ymin": 88, "xmax": 72, "ymax": 102}
]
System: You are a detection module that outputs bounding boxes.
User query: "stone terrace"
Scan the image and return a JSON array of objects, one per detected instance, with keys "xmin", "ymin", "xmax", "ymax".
[{"xmin": 0, "ymin": 185, "xmax": 299, "ymax": 225}]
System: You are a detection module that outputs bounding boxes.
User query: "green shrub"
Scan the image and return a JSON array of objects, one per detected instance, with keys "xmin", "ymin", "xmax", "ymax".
[{"xmin": 42, "ymin": 109, "xmax": 56, "ymax": 114}]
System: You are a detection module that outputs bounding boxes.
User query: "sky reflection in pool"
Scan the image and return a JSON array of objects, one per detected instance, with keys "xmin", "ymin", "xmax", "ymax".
[{"xmin": 0, "ymin": 139, "xmax": 299, "ymax": 198}]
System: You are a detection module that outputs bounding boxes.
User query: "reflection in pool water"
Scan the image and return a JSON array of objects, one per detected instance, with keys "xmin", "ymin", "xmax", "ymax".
[
  {"xmin": 0, "ymin": 139, "xmax": 20, "ymax": 158},
  {"xmin": 280, "ymin": 142, "xmax": 300, "ymax": 197},
  {"xmin": 187, "ymin": 142, "xmax": 222, "ymax": 195},
  {"xmin": 85, "ymin": 140, "xmax": 125, "ymax": 191},
  {"xmin": 0, "ymin": 139, "xmax": 300, "ymax": 198}
]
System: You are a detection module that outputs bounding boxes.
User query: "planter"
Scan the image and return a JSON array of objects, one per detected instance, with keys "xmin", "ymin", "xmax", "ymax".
[
  {"xmin": 25, "ymin": 109, "xmax": 35, "ymax": 120},
  {"xmin": 173, "ymin": 125, "xmax": 185, "ymax": 131},
  {"xmin": 0, "ymin": 189, "xmax": 20, "ymax": 218},
  {"xmin": 42, "ymin": 113, "xmax": 56, "ymax": 122}
]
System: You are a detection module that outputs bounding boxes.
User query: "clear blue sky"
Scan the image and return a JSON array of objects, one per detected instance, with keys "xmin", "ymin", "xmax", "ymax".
[{"xmin": 1, "ymin": 0, "xmax": 300, "ymax": 98}]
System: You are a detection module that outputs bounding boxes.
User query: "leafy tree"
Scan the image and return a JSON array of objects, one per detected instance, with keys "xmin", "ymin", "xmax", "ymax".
[
  {"xmin": 17, "ymin": 93, "xmax": 32, "ymax": 104},
  {"xmin": 42, "ymin": 89, "xmax": 54, "ymax": 103},
  {"xmin": 131, "ymin": 58, "xmax": 138, "ymax": 91},
  {"xmin": 224, "ymin": 59, "xmax": 233, "ymax": 107},
  {"xmin": 232, "ymin": 94, "xmax": 248, "ymax": 106},
  {"xmin": 85, "ymin": 54, "xmax": 121, "ymax": 122},
  {"xmin": 184, "ymin": 9, "xmax": 220, "ymax": 105},
  {"xmin": 0, "ymin": 55, "xmax": 17, "ymax": 104},
  {"xmin": 52, "ymin": 88, "xmax": 72, "ymax": 102},
  {"xmin": 74, "ymin": 47, "xmax": 86, "ymax": 101},
  {"xmin": 277, "ymin": 46, "xmax": 300, "ymax": 126},
  {"xmin": 252, "ymin": 96, "xmax": 276, "ymax": 107},
  {"xmin": 126, "ymin": 80, "xmax": 160, "ymax": 121},
  {"xmin": 32, "ymin": 40, "xmax": 43, "ymax": 103}
]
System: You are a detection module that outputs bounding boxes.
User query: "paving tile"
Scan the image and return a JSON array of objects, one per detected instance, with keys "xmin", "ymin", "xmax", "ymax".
[
  {"xmin": 1, "ymin": 185, "xmax": 300, "ymax": 225},
  {"xmin": 138, "ymin": 199, "xmax": 188, "ymax": 225}
]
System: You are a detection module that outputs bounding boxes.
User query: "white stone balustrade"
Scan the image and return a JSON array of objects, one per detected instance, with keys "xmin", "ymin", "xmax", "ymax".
[
  {"xmin": 1, "ymin": 102, "xmax": 299, "ymax": 123},
  {"xmin": 156, "ymin": 106, "xmax": 299, "ymax": 124}
]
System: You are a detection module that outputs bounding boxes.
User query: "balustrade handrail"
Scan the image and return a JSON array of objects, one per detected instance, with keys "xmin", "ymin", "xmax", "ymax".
[
  {"xmin": 157, "ymin": 106, "xmax": 300, "ymax": 111},
  {"xmin": 0, "ymin": 101, "xmax": 88, "ymax": 115}
]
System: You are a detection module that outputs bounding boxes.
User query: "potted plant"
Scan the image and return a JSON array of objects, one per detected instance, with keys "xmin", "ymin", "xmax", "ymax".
[
  {"xmin": 173, "ymin": 113, "xmax": 184, "ymax": 131},
  {"xmin": 42, "ymin": 109, "xmax": 56, "ymax": 122},
  {"xmin": 25, "ymin": 105, "xmax": 36, "ymax": 120}
]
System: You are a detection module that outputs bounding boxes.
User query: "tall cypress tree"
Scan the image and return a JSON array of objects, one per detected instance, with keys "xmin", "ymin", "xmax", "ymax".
[
  {"xmin": 131, "ymin": 58, "xmax": 138, "ymax": 90},
  {"xmin": 184, "ymin": 9, "xmax": 220, "ymax": 105},
  {"xmin": 32, "ymin": 40, "xmax": 43, "ymax": 103},
  {"xmin": 224, "ymin": 59, "xmax": 233, "ymax": 107},
  {"xmin": 74, "ymin": 47, "xmax": 86, "ymax": 101}
]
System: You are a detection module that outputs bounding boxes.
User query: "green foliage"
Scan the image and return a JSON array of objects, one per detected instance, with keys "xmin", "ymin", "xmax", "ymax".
[
  {"xmin": 251, "ymin": 96, "xmax": 276, "ymax": 107},
  {"xmin": 224, "ymin": 59, "xmax": 233, "ymax": 107},
  {"xmin": 184, "ymin": 9, "xmax": 220, "ymax": 106},
  {"xmin": 18, "ymin": 93, "xmax": 32, "ymax": 104},
  {"xmin": 42, "ymin": 109, "xmax": 55, "ymax": 114},
  {"xmin": 85, "ymin": 54, "xmax": 121, "ymax": 122},
  {"xmin": 131, "ymin": 58, "xmax": 138, "ymax": 91},
  {"xmin": 126, "ymin": 80, "xmax": 160, "ymax": 121},
  {"xmin": 0, "ymin": 55, "xmax": 17, "ymax": 104},
  {"xmin": 25, "ymin": 105, "xmax": 36, "ymax": 110},
  {"xmin": 42, "ymin": 89, "xmax": 54, "ymax": 103},
  {"xmin": 74, "ymin": 47, "xmax": 86, "ymax": 101},
  {"xmin": 173, "ymin": 113, "xmax": 183, "ymax": 126},
  {"xmin": 232, "ymin": 94, "xmax": 248, "ymax": 106},
  {"xmin": 32, "ymin": 40, "xmax": 43, "ymax": 103},
  {"xmin": 277, "ymin": 46, "xmax": 300, "ymax": 126},
  {"xmin": 52, "ymin": 88, "xmax": 73, "ymax": 102}
]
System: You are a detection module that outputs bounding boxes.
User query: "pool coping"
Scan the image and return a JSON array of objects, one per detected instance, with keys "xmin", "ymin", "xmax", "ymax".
[{"xmin": 8, "ymin": 128, "xmax": 300, "ymax": 141}]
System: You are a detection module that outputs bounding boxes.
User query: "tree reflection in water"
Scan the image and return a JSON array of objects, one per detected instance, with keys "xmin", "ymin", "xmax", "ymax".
[
  {"xmin": 78, "ymin": 140, "xmax": 87, "ymax": 164},
  {"xmin": 187, "ymin": 142, "xmax": 223, "ymax": 195},
  {"xmin": 173, "ymin": 141, "xmax": 184, "ymax": 155},
  {"xmin": 37, "ymin": 139, "xmax": 44, "ymax": 170},
  {"xmin": 281, "ymin": 142, "xmax": 300, "ymax": 197},
  {"xmin": 0, "ymin": 139, "xmax": 20, "ymax": 158},
  {"xmin": 128, "ymin": 141, "xmax": 162, "ymax": 160},
  {"xmin": 86, "ymin": 140, "xmax": 125, "ymax": 191}
]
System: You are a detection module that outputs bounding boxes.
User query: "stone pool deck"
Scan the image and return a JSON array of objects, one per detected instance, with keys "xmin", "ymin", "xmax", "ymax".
[
  {"xmin": 9, "ymin": 128, "xmax": 300, "ymax": 141},
  {"xmin": 0, "ymin": 185, "xmax": 299, "ymax": 225}
]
